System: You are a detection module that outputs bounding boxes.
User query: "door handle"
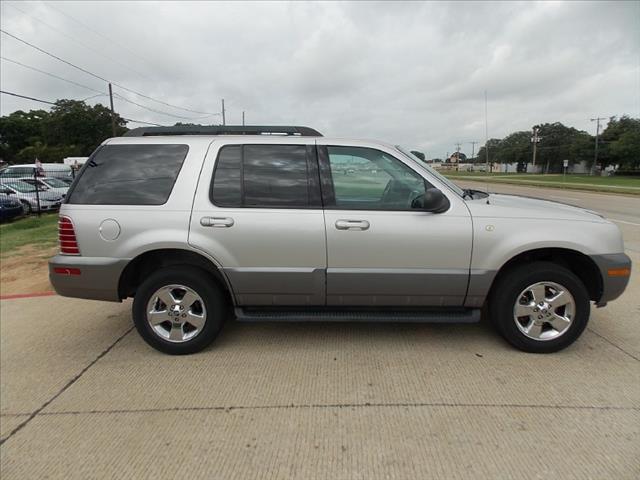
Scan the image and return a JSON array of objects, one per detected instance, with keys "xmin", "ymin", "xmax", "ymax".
[
  {"xmin": 335, "ymin": 219, "xmax": 370, "ymax": 231},
  {"xmin": 200, "ymin": 216, "xmax": 234, "ymax": 228}
]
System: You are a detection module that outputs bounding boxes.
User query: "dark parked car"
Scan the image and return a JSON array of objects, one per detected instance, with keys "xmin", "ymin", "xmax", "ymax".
[{"xmin": 0, "ymin": 195, "xmax": 24, "ymax": 222}]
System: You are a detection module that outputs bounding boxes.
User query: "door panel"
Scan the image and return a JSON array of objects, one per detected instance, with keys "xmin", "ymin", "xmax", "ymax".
[
  {"xmin": 323, "ymin": 210, "xmax": 472, "ymax": 305},
  {"xmin": 320, "ymin": 145, "xmax": 473, "ymax": 306},
  {"xmin": 189, "ymin": 141, "xmax": 326, "ymax": 306}
]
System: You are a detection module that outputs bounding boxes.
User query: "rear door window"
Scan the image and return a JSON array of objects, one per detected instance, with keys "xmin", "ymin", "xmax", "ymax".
[
  {"xmin": 210, "ymin": 144, "xmax": 320, "ymax": 208},
  {"xmin": 67, "ymin": 144, "xmax": 188, "ymax": 205}
]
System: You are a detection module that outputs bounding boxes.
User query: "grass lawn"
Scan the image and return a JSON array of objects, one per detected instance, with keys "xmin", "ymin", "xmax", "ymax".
[
  {"xmin": 442, "ymin": 172, "xmax": 640, "ymax": 194},
  {"xmin": 0, "ymin": 214, "xmax": 59, "ymax": 256}
]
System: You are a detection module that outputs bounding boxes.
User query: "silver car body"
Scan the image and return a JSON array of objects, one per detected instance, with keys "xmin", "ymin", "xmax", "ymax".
[
  {"xmin": 0, "ymin": 181, "xmax": 63, "ymax": 211},
  {"xmin": 49, "ymin": 135, "xmax": 630, "ymax": 308},
  {"xmin": 17, "ymin": 177, "xmax": 70, "ymax": 198},
  {"xmin": 0, "ymin": 163, "xmax": 73, "ymax": 180}
]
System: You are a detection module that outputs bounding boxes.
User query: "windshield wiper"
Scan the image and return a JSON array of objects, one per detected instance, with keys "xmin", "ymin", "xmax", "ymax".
[{"xmin": 462, "ymin": 188, "xmax": 474, "ymax": 200}]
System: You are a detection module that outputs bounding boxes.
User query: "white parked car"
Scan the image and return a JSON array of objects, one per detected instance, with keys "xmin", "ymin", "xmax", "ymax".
[
  {"xmin": 0, "ymin": 163, "xmax": 73, "ymax": 181},
  {"xmin": 0, "ymin": 181, "xmax": 63, "ymax": 213},
  {"xmin": 18, "ymin": 177, "xmax": 70, "ymax": 198}
]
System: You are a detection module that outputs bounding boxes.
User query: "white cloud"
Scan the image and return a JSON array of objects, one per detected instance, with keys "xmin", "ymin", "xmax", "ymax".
[{"xmin": 1, "ymin": 0, "xmax": 638, "ymax": 158}]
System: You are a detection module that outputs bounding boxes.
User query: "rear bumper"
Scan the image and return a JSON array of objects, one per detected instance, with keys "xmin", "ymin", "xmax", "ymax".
[
  {"xmin": 590, "ymin": 253, "xmax": 632, "ymax": 305},
  {"xmin": 49, "ymin": 255, "xmax": 129, "ymax": 302}
]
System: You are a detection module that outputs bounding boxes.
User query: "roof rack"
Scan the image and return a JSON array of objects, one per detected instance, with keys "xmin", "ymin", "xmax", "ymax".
[{"xmin": 123, "ymin": 125, "xmax": 323, "ymax": 137}]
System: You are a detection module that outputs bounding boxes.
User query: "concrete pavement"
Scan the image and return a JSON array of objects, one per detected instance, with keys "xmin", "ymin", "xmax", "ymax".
[{"xmin": 1, "ymin": 183, "xmax": 639, "ymax": 479}]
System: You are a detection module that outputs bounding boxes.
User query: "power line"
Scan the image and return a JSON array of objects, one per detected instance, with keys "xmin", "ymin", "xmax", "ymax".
[
  {"xmin": 1, "ymin": 56, "xmax": 104, "ymax": 94},
  {"xmin": 0, "ymin": 89, "xmax": 165, "ymax": 127},
  {"xmin": 0, "ymin": 89, "xmax": 55, "ymax": 105},
  {"xmin": 123, "ymin": 118, "xmax": 165, "ymax": 126},
  {"xmin": 4, "ymin": 1, "xmax": 153, "ymax": 82},
  {"xmin": 112, "ymin": 93, "xmax": 219, "ymax": 121},
  {"xmin": 0, "ymin": 28, "xmax": 216, "ymax": 115},
  {"xmin": 0, "ymin": 56, "xmax": 217, "ymax": 121},
  {"xmin": 81, "ymin": 93, "xmax": 107, "ymax": 102},
  {"xmin": 43, "ymin": 1, "xmax": 157, "ymax": 73}
]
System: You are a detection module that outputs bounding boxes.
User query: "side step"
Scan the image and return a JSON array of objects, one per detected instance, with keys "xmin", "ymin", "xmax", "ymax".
[{"xmin": 234, "ymin": 308, "xmax": 481, "ymax": 323}]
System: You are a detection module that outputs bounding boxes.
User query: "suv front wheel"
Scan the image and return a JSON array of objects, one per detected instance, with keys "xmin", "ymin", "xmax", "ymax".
[
  {"xmin": 489, "ymin": 262, "xmax": 590, "ymax": 353},
  {"xmin": 132, "ymin": 266, "xmax": 226, "ymax": 354}
]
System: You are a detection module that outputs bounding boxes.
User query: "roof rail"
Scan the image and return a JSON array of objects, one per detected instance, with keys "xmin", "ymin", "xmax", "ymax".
[{"xmin": 123, "ymin": 125, "xmax": 323, "ymax": 137}]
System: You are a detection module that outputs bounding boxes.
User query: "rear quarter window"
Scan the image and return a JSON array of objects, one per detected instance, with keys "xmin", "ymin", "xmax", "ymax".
[{"xmin": 67, "ymin": 144, "xmax": 189, "ymax": 205}]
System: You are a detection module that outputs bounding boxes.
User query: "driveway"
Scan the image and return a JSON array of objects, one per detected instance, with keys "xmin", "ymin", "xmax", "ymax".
[{"xmin": 1, "ymin": 185, "xmax": 639, "ymax": 479}]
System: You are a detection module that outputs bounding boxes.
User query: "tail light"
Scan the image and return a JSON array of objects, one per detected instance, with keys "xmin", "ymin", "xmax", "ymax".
[{"xmin": 58, "ymin": 216, "xmax": 80, "ymax": 255}]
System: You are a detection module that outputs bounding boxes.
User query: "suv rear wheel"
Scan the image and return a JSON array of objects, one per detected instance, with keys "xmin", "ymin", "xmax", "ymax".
[
  {"xmin": 489, "ymin": 262, "xmax": 590, "ymax": 353},
  {"xmin": 132, "ymin": 266, "xmax": 226, "ymax": 354}
]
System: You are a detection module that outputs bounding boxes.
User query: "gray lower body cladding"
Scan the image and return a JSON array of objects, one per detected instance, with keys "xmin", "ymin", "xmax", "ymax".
[
  {"xmin": 49, "ymin": 255, "xmax": 128, "ymax": 302},
  {"xmin": 590, "ymin": 253, "xmax": 632, "ymax": 305},
  {"xmin": 224, "ymin": 267, "xmax": 476, "ymax": 307}
]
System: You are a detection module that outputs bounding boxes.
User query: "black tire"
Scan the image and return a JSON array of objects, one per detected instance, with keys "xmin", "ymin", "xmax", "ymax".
[
  {"xmin": 489, "ymin": 262, "xmax": 590, "ymax": 353},
  {"xmin": 20, "ymin": 200, "xmax": 32, "ymax": 215},
  {"xmin": 132, "ymin": 266, "xmax": 226, "ymax": 355}
]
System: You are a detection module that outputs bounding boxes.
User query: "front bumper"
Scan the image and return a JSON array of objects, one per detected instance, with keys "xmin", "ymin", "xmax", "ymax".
[
  {"xmin": 49, "ymin": 255, "xmax": 129, "ymax": 302},
  {"xmin": 590, "ymin": 253, "xmax": 632, "ymax": 306}
]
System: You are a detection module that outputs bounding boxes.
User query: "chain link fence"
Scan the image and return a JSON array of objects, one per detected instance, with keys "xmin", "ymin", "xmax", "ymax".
[{"xmin": 0, "ymin": 165, "xmax": 78, "ymax": 220}]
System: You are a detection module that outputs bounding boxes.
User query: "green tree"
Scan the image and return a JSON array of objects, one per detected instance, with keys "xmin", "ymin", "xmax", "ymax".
[
  {"xmin": 475, "ymin": 138, "xmax": 501, "ymax": 165},
  {"xmin": 609, "ymin": 129, "xmax": 640, "ymax": 169},
  {"xmin": 0, "ymin": 109, "xmax": 49, "ymax": 162},
  {"xmin": 600, "ymin": 116, "xmax": 640, "ymax": 169},
  {"xmin": 492, "ymin": 131, "xmax": 530, "ymax": 165},
  {"xmin": 43, "ymin": 100, "xmax": 127, "ymax": 156},
  {"xmin": 410, "ymin": 150, "xmax": 426, "ymax": 161}
]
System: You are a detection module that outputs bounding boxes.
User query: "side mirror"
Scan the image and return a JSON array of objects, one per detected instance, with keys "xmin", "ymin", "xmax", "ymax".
[{"xmin": 411, "ymin": 188, "xmax": 450, "ymax": 213}]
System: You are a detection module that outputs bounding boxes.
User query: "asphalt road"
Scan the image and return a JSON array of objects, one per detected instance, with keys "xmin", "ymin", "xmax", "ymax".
[{"xmin": 1, "ymin": 184, "xmax": 639, "ymax": 479}]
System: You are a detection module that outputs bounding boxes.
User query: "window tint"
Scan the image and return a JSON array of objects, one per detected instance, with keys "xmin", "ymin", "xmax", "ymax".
[
  {"xmin": 243, "ymin": 145, "xmax": 310, "ymax": 207},
  {"xmin": 211, "ymin": 144, "xmax": 319, "ymax": 208},
  {"xmin": 211, "ymin": 145, "xmax": 242, "ymax": 206},
  {"xmin": 326, "ymin": 146, "xmax": 428, "ymax": 210},
  {"xmin": 68, "ymin": 144, "xmax": 188, "ymax": 205},
  {"xmin": 9, "ymin": 167, "xmax": 33, "ymax": 175}
]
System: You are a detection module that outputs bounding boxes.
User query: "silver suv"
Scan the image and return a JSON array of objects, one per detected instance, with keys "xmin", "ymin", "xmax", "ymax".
[{"xmin": 49, "ymin": 126, "xmax": 631, "ymax": 355}]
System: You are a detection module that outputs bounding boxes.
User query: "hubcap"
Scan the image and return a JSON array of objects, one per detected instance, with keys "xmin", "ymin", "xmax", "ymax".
[
  {"xmin": 513, "ymin": 281, "xmax": 575, "ymax": 341},
  {"xmin": 146, "ymin": 284, "xmax": 207, "ymax": 343}
]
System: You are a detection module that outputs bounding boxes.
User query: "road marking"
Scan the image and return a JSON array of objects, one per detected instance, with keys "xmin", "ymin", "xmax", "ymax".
[
  {"xmin": 0, "ymin": 291, "xmax": 55, "ymax": 301},
  {"xmin": 610, "ymin": 218, "xmax": 640, "ymax": 226}
]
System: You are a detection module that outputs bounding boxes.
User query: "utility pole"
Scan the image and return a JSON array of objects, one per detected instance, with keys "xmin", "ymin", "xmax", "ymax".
[
  {"xmin": 242, "ymin": 111, "xmax": 245, "ymax": 126},
  {"xmin": 590, "ymin": 117, "xmax": 606, "ymax": 174},
  {"xmin": 484, "ymin": 90, "xmax": 489, "ymax": 174},
  {"xmin": 531, "ymin": 127, "xmax": 540, "ymax": 170},
  {"xmin": 108, "ymin": 83, "xmax": 116, "ymax": 137},
  {"xmin": 469, "ymin": 141, "xmax": 477, "ymax": 162},
  {"xmin": 221, "ymin": 99, "xmax": 226, "ymax": 126}
]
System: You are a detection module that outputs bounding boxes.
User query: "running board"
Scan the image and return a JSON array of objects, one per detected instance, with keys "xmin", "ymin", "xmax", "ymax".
[{"xmin": 234, "ymin": 308, "xmax": 481, "ymax": 323}]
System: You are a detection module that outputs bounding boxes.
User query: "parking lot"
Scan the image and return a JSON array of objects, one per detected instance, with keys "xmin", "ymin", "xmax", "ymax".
[{"xmin": 1, "ymin": 184, "xmax": 639, "ymax": 479}]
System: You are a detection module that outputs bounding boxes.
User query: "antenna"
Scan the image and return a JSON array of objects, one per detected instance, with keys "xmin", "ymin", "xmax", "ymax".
[{"xmin": 484, "ymin": 90, "xmax": 490, "ymax": 203}]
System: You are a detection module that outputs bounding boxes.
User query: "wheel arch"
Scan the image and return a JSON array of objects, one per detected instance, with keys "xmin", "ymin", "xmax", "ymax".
[
  {"xmin": 489, "ymin": 247, "xmax": 603, "ymax": 302},
  {"xmin": 118, "ymin": 248, "xmax": 235, "ymax": 304}
]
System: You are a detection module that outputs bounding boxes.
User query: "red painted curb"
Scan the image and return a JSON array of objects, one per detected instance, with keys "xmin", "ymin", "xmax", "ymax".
[{"xmin": 0, "ymin": 291, "xmax": 56, "ymax": 300}]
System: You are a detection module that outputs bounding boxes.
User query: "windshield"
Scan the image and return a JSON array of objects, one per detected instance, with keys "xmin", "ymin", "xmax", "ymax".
[
  {"xmin": 43, "ymin": 178, "xmax": 68, "ymax": 188},
  {"xmin": 395, "ymin": 146, "xmax": 465, "ymax": 197},
  {"xmin": 4, "ymin": 181, "xmax": 37, "ymax": 193}
]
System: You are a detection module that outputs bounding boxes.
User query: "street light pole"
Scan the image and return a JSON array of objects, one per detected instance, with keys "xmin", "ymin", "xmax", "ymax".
[
  {"xmin": 531, "ymin": 127, "xmax": 540, "ymax": 171},
  {"xmin": 590, "ymin": 117, "xmax": 606, "ymax": 175},
  {"xmin": 469, "ymin": 141, "xmax": 477, "ymax": 162}
]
